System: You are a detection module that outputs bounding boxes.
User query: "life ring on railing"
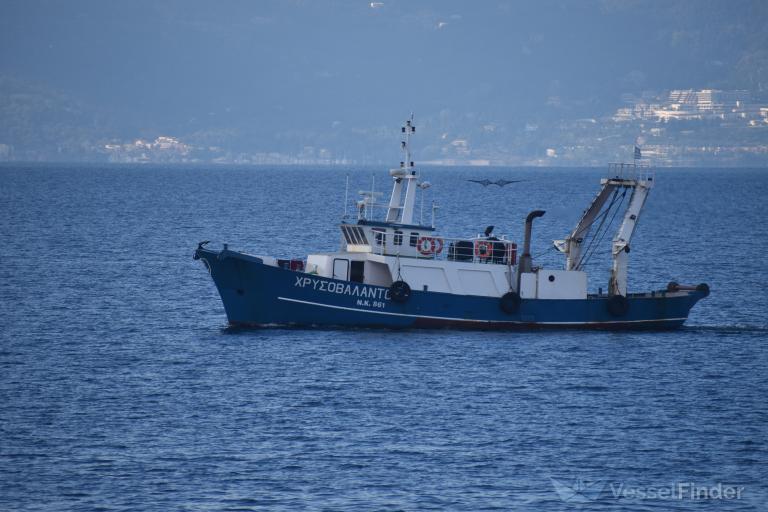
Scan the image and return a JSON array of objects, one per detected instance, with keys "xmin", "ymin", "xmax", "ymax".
[
  {"xmin": 417, "ymin": 237, "xmax": 433, "ymax": 255},
  {"xmin": 475, "ymin": 240, "xmax": 493, "ymax": 259},
  {"xmin": 417, "ymin": 237, "xmax": 443, "ymax": 256}
]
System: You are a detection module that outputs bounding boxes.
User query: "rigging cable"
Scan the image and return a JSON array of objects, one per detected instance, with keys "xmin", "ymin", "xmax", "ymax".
[
  {"xmin": 573, "ymin": 187, "xmax": 622, "ymax": 270},
  {"xmin": 579, "ymin": 188, "xmax": 628, "ymax": 269}
]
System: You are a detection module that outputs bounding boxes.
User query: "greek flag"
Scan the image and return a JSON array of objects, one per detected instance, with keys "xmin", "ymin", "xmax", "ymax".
[{"xmin": 634, "ymin": 145, "xmax": 642, "ymax": 160}]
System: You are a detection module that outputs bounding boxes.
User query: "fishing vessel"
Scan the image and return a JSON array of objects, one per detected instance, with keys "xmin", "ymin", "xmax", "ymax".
[{"xmin": 194, "ymin": 117, "xmax": 709, "ymax": 330}]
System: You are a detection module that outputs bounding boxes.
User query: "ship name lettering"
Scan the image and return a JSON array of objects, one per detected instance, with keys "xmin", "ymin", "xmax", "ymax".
[{"xmin": 294, "ymin": 276, "xmax": 389, "ymax": 301}]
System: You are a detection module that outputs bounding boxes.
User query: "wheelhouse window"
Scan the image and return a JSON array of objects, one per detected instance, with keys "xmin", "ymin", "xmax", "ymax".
[
  {"xmin": 409, "ymin": 232, "xmax": 419, "ymax": 247},
  {"xmin": 341, "ymin": 226, "xmax": 354, "ymax": 244},
  {"xmin": 352, "ymin": 227, "xmax": 368, "ymax": 245},
  {"xmin": 393, "ymin": 230, "xmax": 403, "ymax": 246},
  {"xmin": 373, "ymin": 228, "xmax": 386, "ymax": 245},
  {"xmin": 340, "ymin": 225, "xmax": 369, "ymax": 245}
]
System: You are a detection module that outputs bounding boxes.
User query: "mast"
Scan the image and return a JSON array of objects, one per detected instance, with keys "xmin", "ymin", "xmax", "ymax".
[
  {"xmin": 385, "ymin": 116, "xmax": 419, "ymax": 225},
  {"xmin": 385, "ymin": 171, "xmax": 405, "ymax": 222},
  {"xmin": 400, "ymin": 116, "xmax": 419, "ymax": 225}
]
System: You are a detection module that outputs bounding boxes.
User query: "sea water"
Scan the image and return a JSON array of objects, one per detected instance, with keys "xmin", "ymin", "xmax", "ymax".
[{"xmin": 1, "ymin": 164, "xmax": 766, "ymax": 510}]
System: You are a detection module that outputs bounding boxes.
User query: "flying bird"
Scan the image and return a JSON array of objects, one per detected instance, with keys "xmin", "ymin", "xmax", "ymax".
[{"xmin": 467, "ymin": 179, "xmax": 524, "ymax": 187}]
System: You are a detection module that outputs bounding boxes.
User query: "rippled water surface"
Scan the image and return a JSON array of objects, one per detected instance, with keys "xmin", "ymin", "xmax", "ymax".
[{"xmin": 1, "ymin": 164, "xmax": 767, "ymax": 511}]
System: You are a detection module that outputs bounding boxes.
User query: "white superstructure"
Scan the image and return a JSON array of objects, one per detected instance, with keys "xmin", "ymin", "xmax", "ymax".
[{"xmin": 301, "ymin": 117, "xmax": 603, "ymax": 301}]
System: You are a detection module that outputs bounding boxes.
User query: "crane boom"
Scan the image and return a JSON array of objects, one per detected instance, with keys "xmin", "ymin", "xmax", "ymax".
[
  {"xmin": 556, "ymin": 163, "xmax": 654, "ymax": 296},
  {"xmin": 609, "ymin": 177, "xmax": 653, "ymax": 296}
]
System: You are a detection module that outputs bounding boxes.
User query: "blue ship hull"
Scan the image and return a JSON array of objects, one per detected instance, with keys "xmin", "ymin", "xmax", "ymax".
[{"xmin": 195, "ymin": 247, "xmax": 707, "ymax": 330}]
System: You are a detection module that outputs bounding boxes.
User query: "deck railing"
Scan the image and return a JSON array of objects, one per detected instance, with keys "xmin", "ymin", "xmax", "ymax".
[
  {"xmin": 369, "ymin": 235, "xmax": 519, "ymax": 266},
  {"xmin": 608, "ymin": 162, "xmax": 655, "ymax": 183}
]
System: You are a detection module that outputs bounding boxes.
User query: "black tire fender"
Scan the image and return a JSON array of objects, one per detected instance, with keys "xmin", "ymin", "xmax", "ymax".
[
  {"xmin": 499, "ymin": 291, "xmax": 521, "ymax": 314},
  {"xmin": 389, "ymin": 280, "xmax": 411, "ymax": 303},
  {"xmin": 606, "ymin": 294, "xmax": 629, "ymax": 317}
]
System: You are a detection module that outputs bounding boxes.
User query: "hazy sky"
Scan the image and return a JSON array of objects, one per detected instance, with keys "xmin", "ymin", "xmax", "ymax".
[{"xmin": 1, "ymin": 0, "xmax": 766, "ymax": 156}]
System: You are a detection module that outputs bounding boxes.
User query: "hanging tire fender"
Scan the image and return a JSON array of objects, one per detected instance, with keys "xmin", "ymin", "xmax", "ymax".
[
  {"xmin": 389, "ymin": 280, "xmax": 412, "ymax": 303},
  {"xmin": 606, "ymin": 294, "xmax": 629, "ymax": 317},
  {"xmin": 499, "ymin": 291, "xmax": 521, "ymax": 314}
]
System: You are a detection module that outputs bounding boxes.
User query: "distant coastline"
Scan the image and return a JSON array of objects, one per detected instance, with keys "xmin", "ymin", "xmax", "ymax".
[{"xmin": 2, "ymin": 161, "xmax": 767, "ymax": 170}]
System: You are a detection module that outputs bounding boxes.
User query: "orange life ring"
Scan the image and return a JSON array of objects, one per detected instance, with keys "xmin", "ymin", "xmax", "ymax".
[
  {"xmin": 475, "ymin": 240, "xmax": 493, "ymax": 259},
  {"xmin": 418, "ymin": 236, "xmax": 445, "ymax": 256},
  {"xmin": 417, "ymin": 236, "xmax": 435, "ymax": 255}
]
